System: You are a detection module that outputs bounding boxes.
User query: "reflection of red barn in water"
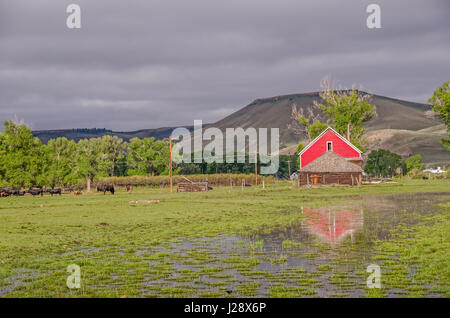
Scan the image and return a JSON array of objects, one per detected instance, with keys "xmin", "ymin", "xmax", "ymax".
[{"xmin": 301, "ymin": 207, "xmax": 363, "ymax": 244}]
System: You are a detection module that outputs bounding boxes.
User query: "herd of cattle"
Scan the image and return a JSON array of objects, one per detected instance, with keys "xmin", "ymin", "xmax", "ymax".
[
  {"xmin": 0, "ymin": 184, "xmax": 118, "ymax": 198},
  {"xmin": 0, "ymin": 187, "xmax": 61, "ymax": 197}
]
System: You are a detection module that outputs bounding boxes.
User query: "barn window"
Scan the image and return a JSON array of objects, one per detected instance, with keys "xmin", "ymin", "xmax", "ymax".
[{"xmin": 327, "ymin": 141, "xmax": 333, "ymax": 152}]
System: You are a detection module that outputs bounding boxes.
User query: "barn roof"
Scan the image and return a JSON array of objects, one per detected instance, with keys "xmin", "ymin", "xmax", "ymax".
[{"xmin": 299, "ymin": 151, "xmax": 363, "ymax": 173}]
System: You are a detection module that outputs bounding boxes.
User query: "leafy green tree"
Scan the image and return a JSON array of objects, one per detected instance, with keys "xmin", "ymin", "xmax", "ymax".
[
  {"xmin": 429, "ymin": 81, "xmax": 450, "ymax": 149},
  {"xmin": 364, "ymin": 149, "xmax": 402, "ymax": 177},
  {"xmin": 0, "ymin": 121, "xmax": 47, "ymax": 188},
  {"xmin": 99, "ymin": 135, "xmax": 127, "ymax": 177},
  {"xmin": 75, "ymin": 138, "xmax": 110, "ymax": 191},
  {"xmin": 44, "ymin": 137, "xmax": 78, "ymax": 188},
  {"xmin": 295, "ymin": 142, "xmax": 305, "ymax": 168},
  {"xmin": 404, "ymin": 154, "xmax": 422, "ymax": 174},
  {"xmin": 308, "ymin": 121, "xmax": 328, "ymax": 140},
  {"xmin": 127, "ymin": 137, "xmax": 170, "ymax": 176},
  {"xmin": 297, "ymin": 115, "xmax": 328, "ymax": 140},
  {"xmin": 113, "ymin": 157, "xmax": 128, "ymax": 177},
  {"xmin": 315, "ymin": 89, "xmax": 376, "ymax": 151}
]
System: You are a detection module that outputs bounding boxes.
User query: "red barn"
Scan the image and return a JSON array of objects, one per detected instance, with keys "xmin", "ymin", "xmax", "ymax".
[{"xmin": 297, "ymin": 127, "xmax": 363, "ymax": 186}]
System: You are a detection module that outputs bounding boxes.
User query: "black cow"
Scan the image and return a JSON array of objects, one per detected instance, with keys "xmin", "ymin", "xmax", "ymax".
[
  {"xmin": 97, "ymin": 184, "xmax": 115, "ymax": 195},
  {"xmin": 9, "ymin": 188, "xmax": 21, "ymax": 196},
  {"xmin": 47, "ymin": 188, "xmax": 62, "ymax": 196},
  {"xmin": 28, "ymin": 188, "xmax": 44, "ymax": 197}
]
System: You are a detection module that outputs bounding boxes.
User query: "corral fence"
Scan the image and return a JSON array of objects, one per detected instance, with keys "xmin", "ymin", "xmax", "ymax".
[
  {"xmin": 98, "ymin": 174, "xmax": 274, "ymax": 188},
  {"xmin": 177, "ymin": 182, "xmax": 209, "ymax": 192}
]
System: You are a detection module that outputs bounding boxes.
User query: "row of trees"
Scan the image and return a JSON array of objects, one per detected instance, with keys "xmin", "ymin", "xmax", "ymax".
[
  {"xmin": 175, "ymin": 153, "xmax": 297, "ymax": 178},
  {"xmin": 0, "ymin": 121, "xmax": 299, "ymax": 189},
  {"xmin": 0, "ymin": 121, "xmax": 170, "ymax": 189},
  {"xmin": 364, "ymin": 149, "xmax": 423, "ymax": 177}
]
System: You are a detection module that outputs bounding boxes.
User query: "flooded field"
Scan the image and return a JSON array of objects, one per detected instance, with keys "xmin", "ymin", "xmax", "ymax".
[
  {"xmin": 133, "ymin": 192, "xmax": 449, "ymax": 297},
  {"xmin": 0, "ymin": 182, "xmax": 448, "ymax": 298}
]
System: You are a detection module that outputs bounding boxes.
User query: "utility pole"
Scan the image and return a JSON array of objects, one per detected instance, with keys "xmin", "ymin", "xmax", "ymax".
[
  {"xmin": 255, "ymin": 152, "xmax": 258, "ymax": 186},
  {"xmin": 169, "ymin": 136, "xmax": 173, "ymax": 193}
]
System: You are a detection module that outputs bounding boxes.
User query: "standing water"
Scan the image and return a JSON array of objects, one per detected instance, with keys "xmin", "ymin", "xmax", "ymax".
[{"xmin": 139, "ymin": 192, "xmax": 449, "ymax": 297}]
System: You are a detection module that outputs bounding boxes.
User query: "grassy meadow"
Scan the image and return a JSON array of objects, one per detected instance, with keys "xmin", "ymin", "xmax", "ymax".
[{"xmin": 0, "ymin": 179, "xmax": 448, "ymax": 297}]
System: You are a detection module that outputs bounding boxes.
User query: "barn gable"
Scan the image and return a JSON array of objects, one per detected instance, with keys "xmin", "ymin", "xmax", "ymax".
[{"xmin": 298, "ymin": 127, "xmax": 362, "ymax": 168}]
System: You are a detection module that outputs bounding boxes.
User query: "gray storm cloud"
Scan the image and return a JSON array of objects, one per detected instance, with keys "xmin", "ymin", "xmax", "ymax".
[{"xmin": 0, "ymin": 0, "xmax": 449, "ymax": 130}]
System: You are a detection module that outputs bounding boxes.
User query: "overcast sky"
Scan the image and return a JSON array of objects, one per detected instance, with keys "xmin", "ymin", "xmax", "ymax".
[{"xmin": 0, "ymin": 0, "xmax": 449, "ymax": 131}]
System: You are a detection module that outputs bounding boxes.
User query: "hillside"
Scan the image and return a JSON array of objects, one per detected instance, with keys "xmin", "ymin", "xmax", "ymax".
[
  {"xmin": 33, "ymin": 126, "xmax": 194, "ymax": 144},
  {"xmin": 364, "ymin": 125, "xmax": 449, "ymax": 167},
  {"xmin": 32, "ymin": 91, "xmax": 448, "ymax": 166},
  {"xmin": 209, "ymin": 91, "xmax": 439, "ymax": 147}
]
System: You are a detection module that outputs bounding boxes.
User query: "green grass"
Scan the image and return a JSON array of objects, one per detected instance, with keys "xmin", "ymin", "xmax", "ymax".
[
  {"xmin": 0, "ymin": 179, "xmax": 448, "ymax": 297},
  {"xmin": 365, "ymin": 201, "xmax": 450, "ymax": 298}
]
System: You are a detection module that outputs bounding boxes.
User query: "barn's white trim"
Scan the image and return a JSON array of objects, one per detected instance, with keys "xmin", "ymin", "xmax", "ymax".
[{"xmin": 297, "ymin": 126, "xmax": 362, "ymax": 157}]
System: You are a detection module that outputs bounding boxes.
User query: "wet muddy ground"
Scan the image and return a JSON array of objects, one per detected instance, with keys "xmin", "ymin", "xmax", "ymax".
[
  {"xmin": 130, "ymin": 192, "xmax": 449, "ymax": 297},
  {"xmin": 1, "ymin": 192, "xmax": 448, "ymax": 297}
]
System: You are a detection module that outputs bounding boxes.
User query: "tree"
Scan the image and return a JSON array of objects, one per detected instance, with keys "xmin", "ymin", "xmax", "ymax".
[
  {"xmin": 44, "ymin": 137, "xmax": 78, "ymax": 188},
  {"xmin": 404, "ymin": 154, "xmax": 422, "ymax": 174},
  {"xmin": 429, "ymin": 81, "xmax": 450, "ymax": 149},
  {"xmin": 315, "ymin": 87, "xmax": 376, "ymax": 151},
  {"xmin": 290, "ymin": 102, "xmax": 327, "ymax": 141},
  {"xmin": 296, "ymin": 142, "xmax": 304, "ymax": 154},
  {"xmin": 296, "ymin": 115, "xmax": 328, "ymax": 141},
  {"xmin": 364, "ymin": 149, "xmax": 402, "ymax": 177},
  {"xmin": 296, "ymin": 142, "xmax": 304, "ymax": 168},
  {"xmin": 127, "ymin": 137, "xmax": 170, "ymax": 176},
  {"xmin": 308, "ymin": 121, "xmax": 329, "ymax": 140},
  {"xmin": 99, "ymin": 135, "xmax": 127, "ymax": 177},
  {"xmin": 75, "ymin": 138, "xmax": 110, "ymax": 192},
  {"xmin": 0, "ymin": 121, "xmax": 47, "ymax": 188}
]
